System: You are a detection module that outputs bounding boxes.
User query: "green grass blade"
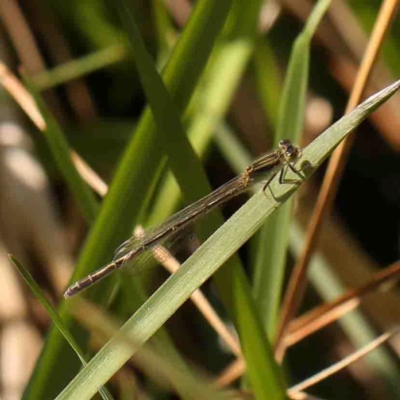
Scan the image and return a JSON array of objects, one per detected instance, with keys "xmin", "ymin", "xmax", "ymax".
[
  {"xmin": 31, "ymin": 46, "xmax": 127, "ymax": 90},
  {"xmin": 26, "ymin": 83, "xmax": 99, "ymax": 224},
  {"xmin": 152, "ymin": 0, "xmax": 174, "ymax": 55},
  {"xmin": 9, "ymin": 256, "xmax": 87, "ymax": 364},
  {"xmin": 116, "ymin": 0, "xmax": 214, "ymax": 205},
  {"xmin": 9, "ymin": 256, "xmax": 113, "ymax": 400},
  {"xmin": 24, "ymin": 2, "xmax": 233, "ymax": 399},
  {"xmin": 56, "ymin": 80, "xmax": 400, "ymax": 400},
  {"xmin": 276, "ymin": 0, "xmax": 332, "ymax": 141},
  {"xmin": 253, "ymin": 39, "xmax": 282, "ymax": 130},
  {"xmin": 253, "ymin": 0, "xmax": 331, "ymax": 337}
]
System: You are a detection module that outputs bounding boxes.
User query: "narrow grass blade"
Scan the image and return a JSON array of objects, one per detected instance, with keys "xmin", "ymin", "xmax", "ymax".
[
  {"xmin": 31, "ymin": 46, "xmax": 127, "ymax": 90},
  {"xmin": 8, "ymin": 256, "xmax": 113, "ymax": 400},
  {"xmin": 26, "ymin": 81, "xmax": 99, "ymax": 223},
  {"xmin": 253, "ymin": 0, "xmax": 332, "ymax": 337},
  {"xmin": 253, "ymin": 39, "xmax": 282, "ymax": 130},
  {"xmin": 116, "ymin": 0, "xmax": 215, "ymax": 206}
]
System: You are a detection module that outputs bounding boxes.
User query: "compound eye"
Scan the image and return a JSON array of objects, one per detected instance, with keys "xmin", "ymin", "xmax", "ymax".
[{"xmin": 279, "ymin": 139, "xmax": 290, "ymax": 146}]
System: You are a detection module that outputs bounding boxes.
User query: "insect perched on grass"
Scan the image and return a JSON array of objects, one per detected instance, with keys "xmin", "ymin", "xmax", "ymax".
[{"xmin": 64, "ymin": 139, "xmax": 302, "ymax": 298}]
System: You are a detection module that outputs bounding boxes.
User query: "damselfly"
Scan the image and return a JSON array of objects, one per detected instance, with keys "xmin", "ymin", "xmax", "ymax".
[{"xmin": 64, "ymin": 139, "xmax": 302, "ymax": 298}]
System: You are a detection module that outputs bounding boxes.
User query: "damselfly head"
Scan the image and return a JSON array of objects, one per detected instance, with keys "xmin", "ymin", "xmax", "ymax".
[{"xmin": 279, "ymin": 139, "xmax": 302, "ymax": 162}]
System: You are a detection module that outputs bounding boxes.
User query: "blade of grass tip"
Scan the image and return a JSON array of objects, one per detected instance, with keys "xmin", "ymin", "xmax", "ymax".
[
  {"xmin": 8, "ymin": 256, "xmax": 113, "ymax": 400},
  {"xmin": 31, "ymin": 46, "xmax": 127, "ymax": 90},
  {"xmin": 26, "ymin": 2, "xmax": 233, "ymax": 399},
  {"xmin": 24, "ymin": 78, "xmax": 99, "ymax": 223},
  {"xmin": 56, "ymin": 81, "xmax": 400, "ymax": 400},
  {"xmin": 253, "ymin": 0, "xmax": 331, "ymax": 339},
  {"xmin": 276, "ymin": 0, "xmax": 398, "ymax": 358}
]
